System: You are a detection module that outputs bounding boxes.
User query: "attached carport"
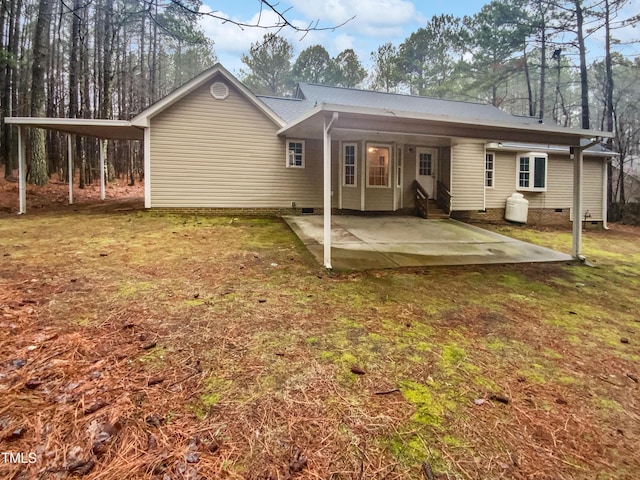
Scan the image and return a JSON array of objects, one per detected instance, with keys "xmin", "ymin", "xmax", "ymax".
[{"xmin": 4, "ymin": 117, "xmax": 144, "ymax": 214}]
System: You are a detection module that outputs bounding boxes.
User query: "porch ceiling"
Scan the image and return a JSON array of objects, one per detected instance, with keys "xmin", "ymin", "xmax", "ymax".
[
  {"xmin": 330, "ymin": 128, "xmax": 454, "ymax": 146},
  {"xmin": 278, "ymin": 104, "xmax": 613, "ymax": 146}
]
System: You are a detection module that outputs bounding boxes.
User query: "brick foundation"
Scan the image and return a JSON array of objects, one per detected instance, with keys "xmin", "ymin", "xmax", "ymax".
[
  {"xmin": 148, "ymin": 206, "xmax": 604, "ymax": 229},
  {"xmin": 151, "ymin": 207, "xmax": 303, "ymax": 216},
  {"xmin": 451, "ymin": 207, "xmax": 603, "ymax": 228}
]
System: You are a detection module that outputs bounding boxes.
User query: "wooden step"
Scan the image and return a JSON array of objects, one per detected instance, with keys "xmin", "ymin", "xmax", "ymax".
[{"xmin": 426, "ymin": 200, "xmax": 449, "ymax": 219}]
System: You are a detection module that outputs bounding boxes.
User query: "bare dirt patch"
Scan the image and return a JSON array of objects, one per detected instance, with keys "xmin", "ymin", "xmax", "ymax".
[{"xmin": 0, "ymin": 174, "xmax": 143, "ymax": 214}]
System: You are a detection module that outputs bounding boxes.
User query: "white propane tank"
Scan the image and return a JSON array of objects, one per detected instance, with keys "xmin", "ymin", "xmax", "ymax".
[{"xmin": 505, "ymin": 193, "xmax": 529, "ymax": 223}]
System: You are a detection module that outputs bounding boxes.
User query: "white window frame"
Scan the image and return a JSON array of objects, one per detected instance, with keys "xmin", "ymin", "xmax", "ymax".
[
  {"xmin": 418, "ymin": 150, "xmax": 433, "ymax": 177},
  {"xmin": 516, "ymin": 152, "xmax": 547, "ymax": 192},
  {"xmin": 342, "ymin": 142, "xmax": 358, "ymax": 187},
  {"xmin": 485, "ymin": 152, "xmax": 495, "ymax": 188},
  {"xmin": 286, "ymin": 139, "xmax": 305, "ymax": 168},
  {"xmin": 365, "ymin": 143, "xmax": 392, "ymax": 189}
]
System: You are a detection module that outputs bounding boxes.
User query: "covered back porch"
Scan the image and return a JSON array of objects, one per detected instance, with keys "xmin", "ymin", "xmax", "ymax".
[{"xmin": 279, "ymin": 104, "xmax": 612, "ymax": 268}]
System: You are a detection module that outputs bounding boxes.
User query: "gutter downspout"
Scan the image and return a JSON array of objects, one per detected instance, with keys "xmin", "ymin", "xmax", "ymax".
[
  {"xmin": 602, "ymin": 158, "xmax": 610, "ymax": 230},
  {"xmin": 144, "ymin": 128, "xmax": 151, "ymax": 208},
  {"xmin": 323, "ymin": 112, "xmax": 339, "ymax": 270},
  {"xmin": 572, "ymin": 138, "xmax": 601, "ymax": 260}
]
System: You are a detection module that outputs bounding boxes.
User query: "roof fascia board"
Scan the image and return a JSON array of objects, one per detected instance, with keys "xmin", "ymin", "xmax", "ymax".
[
  {"xmin": 131, "ymin": 63, "xmax": 286, "ymax": 128},
  {"xmin": 4, "ymin": 117, "xmax": 144, "ymax": 140},
  {"xmin": 278, "ymin": 103, "xmax": 613, "ymax": 141},
  {"xmin": 4, "ymin": 117, "xmax": 133, "ymax": 127}
]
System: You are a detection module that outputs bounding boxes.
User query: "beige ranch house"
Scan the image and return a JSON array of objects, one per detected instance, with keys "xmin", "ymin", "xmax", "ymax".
[{"xmin": 7, "ymin": 64, "xmax": 614, "ymax": 268}]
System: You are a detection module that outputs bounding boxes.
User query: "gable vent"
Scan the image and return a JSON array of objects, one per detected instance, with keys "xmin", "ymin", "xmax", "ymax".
[{"xmin": 210, "ymin": 81, "xmax": 229, "ymax": 100}]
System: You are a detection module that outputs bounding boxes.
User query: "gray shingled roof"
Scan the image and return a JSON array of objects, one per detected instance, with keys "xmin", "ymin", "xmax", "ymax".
[
  {"xmin": 256, "ymin": 96, "xmax": 314, "ymax": 123},
  {"xmin": 295, "ymin": 83, "xmax": 521, "ymax": 124}
]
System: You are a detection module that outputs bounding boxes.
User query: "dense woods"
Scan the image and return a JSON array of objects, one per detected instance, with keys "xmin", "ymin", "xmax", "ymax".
[
  {"xmin": 1, "ymin": 0, "xmax": 639, "ymax": 210},
  {"xmin": 0, "ymin": 0, "xmax": 215, "ymax": 186}
]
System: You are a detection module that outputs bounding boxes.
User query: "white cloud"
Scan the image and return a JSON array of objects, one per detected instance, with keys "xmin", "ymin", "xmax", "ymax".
[
  {"xmin": 198, "ymin": 6, "xmax": 279, "ymax": 57},
  {"xmin": 197, "ymin": 1, "xmax": 419, "ymax": 74},
  {"xmin": 333, "ymin": 33, "xmax": 355, "ymax": 53},
  {"xmin": 289, "ymin": 0, "xmax": 419, "ymax": 37}
]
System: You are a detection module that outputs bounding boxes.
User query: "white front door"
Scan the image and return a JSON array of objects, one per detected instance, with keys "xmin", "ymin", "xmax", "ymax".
[{"xmin": 416, "ymin": 147, "xmax": 437, "ymax": 198}]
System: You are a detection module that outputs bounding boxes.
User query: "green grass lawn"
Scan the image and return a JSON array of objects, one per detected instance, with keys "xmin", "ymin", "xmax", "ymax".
[{"xmin": 1, "ymin": 210, "xmax": 638, "ymax": 479}]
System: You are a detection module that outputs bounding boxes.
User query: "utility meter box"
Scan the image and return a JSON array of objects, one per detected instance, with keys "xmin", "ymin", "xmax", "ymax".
[{"xmin": 505, "ymin": 193, "xmax": 529, "ymax": 223}]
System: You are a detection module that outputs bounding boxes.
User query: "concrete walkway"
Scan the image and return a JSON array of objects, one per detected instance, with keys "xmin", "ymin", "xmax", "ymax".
[{"xmin": 283, "ymin": 215, "xmax": 573, "ymax": 270}]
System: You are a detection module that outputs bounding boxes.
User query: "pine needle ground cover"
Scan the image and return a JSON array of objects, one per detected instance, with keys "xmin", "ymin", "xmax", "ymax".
[{"xmin": 1, "ymin": 208, "xmax": 638, "ymax": 479}]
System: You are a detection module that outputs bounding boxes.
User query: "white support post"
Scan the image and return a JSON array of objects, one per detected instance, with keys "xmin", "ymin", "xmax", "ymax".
[
  {"xmin": 572, "ymin": 146, "xmax": 584, "ymax": 259},
  {"xmin": 323, "ymin": 117, "xmax": 332, "ymax": 269},
  {"xmin": 99, "ymin": 139, "xmax": 106, "ymax": 201},
  {"xmin": 67, "ymin": 134, "xmax": 73, "ymax": 205},
  {"xmin": 18, "ymin": 126, "xmax": 26, "ymax": 214}
]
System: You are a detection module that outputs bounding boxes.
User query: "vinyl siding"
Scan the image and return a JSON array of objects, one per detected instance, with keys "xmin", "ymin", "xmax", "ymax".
[
  {"xmin": 451, "ymin": 143, "xmax": 485, "ymax": 211},
  {"xmin": 485, "ymin": 152, "xmax": 604, "ymax": 220},
  {"xmin": 365, "ymin": 187, "xmax": 394, "ymax": 210},
  {"xmin": 402, "ymin": 144, "xmax": 416, "ymax": 209},
  {"xmin": 440, "ymin": 146, "xmax": 452, "ymax": 191},
  {"xmin": 583, "ymin": 158, "xmax": 604, "ymax": 220},
  {"xmin": 150, "ymin": 78, "xmax": 327, "ymax": 208}
]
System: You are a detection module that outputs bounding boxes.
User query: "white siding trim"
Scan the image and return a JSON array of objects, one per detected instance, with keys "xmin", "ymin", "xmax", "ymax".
[
  {"xmin": 602, "ymin": 160, "xmax": 609, "ymax": 228},
  {"xmin": 144, "ymin": 127, "xmax": 151, "ymax": 208},
  {"xmin": 360, "ymin": 144, "xmax": 366, "ymax": 211},
  {"xmin": 342, "ymin": 142, "xmax": 358, "ymax": 188},
  {"xmin": 286, "ymin": 139, "xmax": 305, "ymax": 168}
]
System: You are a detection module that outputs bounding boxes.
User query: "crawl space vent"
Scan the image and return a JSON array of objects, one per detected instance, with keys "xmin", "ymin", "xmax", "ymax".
[{"xmin": 210, "ymin": 81, "xmax": 229, "ymax": 100}]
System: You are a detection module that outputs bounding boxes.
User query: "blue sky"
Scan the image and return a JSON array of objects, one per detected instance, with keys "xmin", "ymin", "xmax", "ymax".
[
  {"xmin": 198, "ymin": 0, "xmax": 488, "ymax": 73},
  {"xmin": 197, "ymin": 0, "xmax": 640, "ymax": 75}
]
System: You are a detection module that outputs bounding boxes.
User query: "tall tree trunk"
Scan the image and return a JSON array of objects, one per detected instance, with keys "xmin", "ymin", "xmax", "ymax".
[
  {"xmin": 101, "ymin": 0, "xmax": 114, "ymax": 118},
  {"xmin": 2, "ymin": 0, "xmax": 21, "ymax": 178},
  {"xmin": 30, "ymin": 0, "xmax": 54, "ymax": 185},
  {"xmin": 575, "ymin": 0, "xmax": 590, "ymax": 129},
  {"xmin": 80, "ymin": 1, "xmax": 91, "ymax": 188},
  {"xmin": 69, "ymin": 0, "xmax": 82, "ymax": 186},
  {"xmin": 604, "ymin": 0, "xmax": 615, "ymax": 207},
  {"xmin": 0, "ymin": 0, "xmax": 7, "ymax": 175},
  {"xmin": 523, "ymin": 45, "xmax": 534, "ymax": 117},
  {"xmin": 538, "ymin": 14, "xmax": 546, "ymax": 121},
  {"xmin": 139, "ymin": 3, "xmax": 147, "ymax": 109},
  {"xmin": 151, "ymin": 0, "xmax": 158, "ymax": 103}
]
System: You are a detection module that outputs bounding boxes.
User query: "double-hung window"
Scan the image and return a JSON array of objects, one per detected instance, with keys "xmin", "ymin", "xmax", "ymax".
[
  {"xmin": 366, "ymin": 145, "xmax": 391, "ymax": 187},
  {"xmin": 286, "ymin": 140, "xmax": 305, "ymax": 168},
  {"xmin": 485, "ymin": 152, "xmax": 495, "ymax": 188},
  {"xmin": 517, "ymin": 152, "xmax": 547, "ymax": 191},
  {"xmin": 343, "ymin": 143, "xmax": 357, "ymax": 187}
]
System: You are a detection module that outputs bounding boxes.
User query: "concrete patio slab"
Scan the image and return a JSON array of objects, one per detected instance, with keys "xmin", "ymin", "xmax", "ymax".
[{"xmin": 283, "ymin": 215, "xmax": 574, "ymax": 270}]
